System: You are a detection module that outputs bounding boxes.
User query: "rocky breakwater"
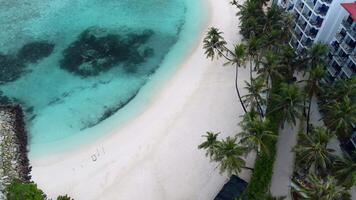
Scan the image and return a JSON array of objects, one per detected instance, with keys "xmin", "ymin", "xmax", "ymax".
[{"xmin": 0, "ymin": 105, "xmax": 31, "ymax": 199}]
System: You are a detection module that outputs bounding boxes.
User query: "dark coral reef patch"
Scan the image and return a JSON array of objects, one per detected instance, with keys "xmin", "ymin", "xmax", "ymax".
[
  {"xmin": 60, "ymin": 27, "xmax": 154, "ymax": 76},
  {"xmin": 0, "ymin": 54, "xmax": 25, "ymax": 84},
  {"xmin": 0, "ymin": 41, "xmax": 55, "ymax": 84},
  {"xmin": 17, "ymin": 41, "xmax": 55, "ymax": 64}
]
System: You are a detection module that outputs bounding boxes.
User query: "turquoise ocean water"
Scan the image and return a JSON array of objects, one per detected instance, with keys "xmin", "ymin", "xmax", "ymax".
[{"xmin": 0, "ymin": 0, "xmax": 206, "ymax": 156}]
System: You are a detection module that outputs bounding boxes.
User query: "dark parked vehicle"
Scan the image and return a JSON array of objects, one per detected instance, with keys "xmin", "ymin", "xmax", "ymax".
[{"xmin": 214, "ymin": 175, "xmax": 247, "ymax": 200}]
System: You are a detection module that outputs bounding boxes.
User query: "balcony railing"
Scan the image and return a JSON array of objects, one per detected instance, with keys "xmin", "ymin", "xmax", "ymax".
[
  {"xmin": 335, "ymin": 33, "xmax": 345, "ymax": 43},
  {"xmin": 302, "ymin": 11, "xmax": 311, "ymax": 20},
  {"xmin": 340, "ymin": 42, "xmax": 353, "ymax": 54},
  {"xmin": 315, "ymin": 7, "xmax": 328, "ymax": 16},
  {"xmin": 348, "ymin": 28, "xmax": 356, "ymax": 40},
  {"xmin": 295, "ymin": 3, "xmax": 303, "ymax": 13},
  {"xmin": 290, "ymin": 40, "xmax": 298, "ymax": 49},
  {"xmin": 300, "ymin": 37, "xmax": 312, "ymax": 47},
  {"xmin": 297, "ymin": 20, "xmax": 307, "ymax": 30},
  {"xmin": 327, "ymin": 65, "xmax": 338, "ymax": 77},
  {"xmin": 320, "ymin": 0, "xmax": 332, "ymax": 4},
  {"xmin": 310, "ymin": 19, "xmax": 322, "ymax": 28},
  {"xmin": 334, "ymin": 56, "xmax": 347, "ymax": 65},
  {"xmin": 341, "ymin": 66, "xmax": 354, "ymax": 78},
  {"xmin": 305, "ymin": 30, "xmax": 317, "ymax": 38},
  {"xmin": 350, "ymin": 54, "xmax": 356, "ymax": 64},
  {"xmin": 304, "ymin": 0, "xmax": 315, "ymax": 9},
  {"xmin": 329, "ymin": 44, "xmax": 339, "ymax": 54},
  {"xmin": 342, "ymin": 19, "xmax": 353, "ymax": 30}
]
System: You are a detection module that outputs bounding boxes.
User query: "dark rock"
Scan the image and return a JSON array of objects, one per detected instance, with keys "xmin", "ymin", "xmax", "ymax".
[
  {"xmin": 60, "ymin": 27, "xmax": 154, "ymax": 76},
  {"xmin": 0, "ymin": 105, "xmax": 32, "ymax": 182},
  {"xmin": 0, "ymin": 54, "xmax": 26, "ymax": 83},
  {"xmin": 17, "ymin": 41, "xmax": 55, "ymax": 64}
]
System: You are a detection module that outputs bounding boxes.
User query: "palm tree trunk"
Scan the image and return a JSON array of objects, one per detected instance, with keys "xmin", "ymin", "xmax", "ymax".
[
  {"xmin": 266, "ymin": 75, "xmax": 270, "ymax": 103},
  {"xmin": 306, "ymin": 94, "xmax": 312, "ymax": 134},
  {"xmin": 249, "ymin": 57, "xmax": 253, "ymax": 84},
  {"xmin": 242, "ymin": 166, "xmax": 254, "ymax": 171},
  {"xmin": 256, "ymin": 97, "xmax": 264, "ymax": 119},
  {"xmin": 236, "ymin": 64, "xmax": 248, "ymax": 114}
]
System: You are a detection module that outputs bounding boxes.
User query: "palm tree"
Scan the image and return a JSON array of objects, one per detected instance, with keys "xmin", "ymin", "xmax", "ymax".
[
  {"xmin": 238, "ymin": 111, "xmax": 276, "ymax": 154},
  {"xmin": 258, "ymin": 51, "xmax": 283, "ymax": 91},
  {"xmin": 321, "ymin": 77, "xmax": 356, "ymax": 105},
  {"xmin": 332, "ymin": 152, "xmax": 356, "ymax": 189},
  {"xmin": 246, "ymin": 35, "xmax": 263, "ymax": 82},
  {"xmin": 214, "ymin": 136, "xmax": 252, "ymax": 175},
  {"xmin": 295, "ymin": 174, "xmax": 350, "ymax": 200},
  {"xmin": 203, "ymin": 27, "xmax": 227, "ymax": 60},
  {"xmin": 235, "ymin": 0, "xmax": 265, "ymax": 39},
  {"xmin": 293, "ymin": 127, "xmax": 335, "ymax": 174},
  {"xmin": 199, "ymin": 134, "xmax": 252, "ymax": 175},
  {"xmin": 332, "ymin": 77, "xmax": 356, "ymax": 102},
  {"xmin": 270, "ymin": 83, "xmax": 303, "ymax": 126},
  {"xmin": 203, "ymin": 28, "xmax": 248, "ymax": 114},
  {"xmin": 198, "ymin": 132, "xmax": 220, "ymax": 160},
  {"xmin": 279, "ymin": 45, "xmax": 303, "ymax": 78},
  {"xmin": 231, "ymin": 44, "xmax": 249, "ymax": 114},
  {"xmin": 306, "ymin": 43, "xmax": 328, "ymax": 70},
  {"xmin": 304, "ymin": 65, "xmax": 326, "ymax": 134},
  {"xmin": 242, "ymin": 77, "xmax": 266, "ymax": 117},
  {"xmin": 323, "ymin": 96, "xmax": 356, "ymax": 138}
]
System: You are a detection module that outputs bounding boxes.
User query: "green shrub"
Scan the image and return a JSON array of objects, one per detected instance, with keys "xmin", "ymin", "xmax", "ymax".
[
  {"xmin": 57, "ymin": 194, "xmax": 74, "ymax": 200},
  {"xmin": 6, "ymin": 180, "xmax": 45, "ymax": 200},
  {"xmin": 244, "ymin": 86, "xmax": 283, "ymax": 199}
]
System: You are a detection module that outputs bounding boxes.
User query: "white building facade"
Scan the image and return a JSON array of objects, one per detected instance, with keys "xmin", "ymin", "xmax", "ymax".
[
  {"xmin": 327, "ymin": 3, "xmax": 356, "ymax": 81},
  {"xmin": 276, "ymin": 0, "xmax": 356, "ymax": 79}
]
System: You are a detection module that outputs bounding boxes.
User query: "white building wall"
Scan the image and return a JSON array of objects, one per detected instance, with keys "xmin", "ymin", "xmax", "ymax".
[
  {"xmin": 315, "ymin": 0, "xmax": 353, "ymax": 43},
  {"xmin": 277, "ymin": 0, "xmax": 354, "ymax": 46}
]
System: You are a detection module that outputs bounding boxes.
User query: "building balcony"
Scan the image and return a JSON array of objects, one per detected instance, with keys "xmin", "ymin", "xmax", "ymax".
[
  {"xmin": 342, "ymin": 19, "xmax": 353, "ymax": 31},
  {"xmin": 310, "ymin": 18, "xmax": 323, "ymax": 28},
  {"xmin": 341, "ymin": 66, "xmax": 354, "ymax": 78},
  {"xmin": 305, "ymin": 30, "xmax": 317, "ymax": 38},
  {"xmin": 327, "ymin": 65, "xmax": 338, "ymax": 77},
  {"xmin": 335, "ymin": 33, "xmax": 345, "ymax": 43},
  {"xmin": 301, "ymin": 39, "xmax": 313, "ymax": 48},
  {"xmin": 334, "ymin": 56, "xmax": 347, "ymax": 65},
  {"xmin": 304, "ymin": 0, "xmax": 315, "ymax": 9},
  {"xmin": 347, "ymin": 28, "xmax": 356, "ymax": 40},
  {"xmin": 350, "ymin": 54, "xmax": 356, "ymax": 64},
  {"xmin": 290, "ymin": 35, "xmax": 299, "ymax": 48},
  {"xmin": 320, "ymin": 0, "xmax": 332, "ymax": 4},
  {"xmin": 340, "ymin": 42, "xmax": 354, "ymax": 54},
  {"xmin": 287, "ymin": 4, "xmax": 294, "ymax": 11},
  {"xmin": 290, "ymin": 40, "xmax": 298, "ymax": 49},
  {"xmin": 315, "ymin": 6, "xmax": 329, "ymax": 16},
  {"xmin": 302, "ymin": 11, "xmax": 311, "ymax": 20},
  {"xmin": 295, "ymin": 3, "xmax": 303, "ymax": 12},
  {"xmin": 297, "ymin": 20, "xmax": 307, "ymax": 30},
  {"xmin": 297, "ymin": 46, "xmax": 306, "ymax": 55},
  {"xmin": 280, "ymin": 0, "xmax": 288, "ymax": 8},
  {"xmin": 329, "ymin": 41, "xmax": 339, "ymax": 54}
]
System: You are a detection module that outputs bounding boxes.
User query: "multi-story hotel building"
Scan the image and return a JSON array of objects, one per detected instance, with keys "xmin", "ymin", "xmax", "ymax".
[
  {"xmin": 276, "ymin": 0, "xmax": 355, "ymax": 79},
  {"xmin": 327, "ymin": 3, "xmax": 355, "ymax": 81}
]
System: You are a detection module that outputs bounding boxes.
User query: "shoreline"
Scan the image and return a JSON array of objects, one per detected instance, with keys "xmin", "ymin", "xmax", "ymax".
[
  {"xmin": 30, "ymin": 0, "xmax": 254, "ymax": 199},
  {"xmin": 28, "ymin": 0, "xmax": 207, "ymax": 157}
]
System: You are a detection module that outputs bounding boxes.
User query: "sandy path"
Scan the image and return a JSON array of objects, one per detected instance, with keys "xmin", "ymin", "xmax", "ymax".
[{"xmin": 30, "ymin": 1, "xmax": 253, "ymax": 199}]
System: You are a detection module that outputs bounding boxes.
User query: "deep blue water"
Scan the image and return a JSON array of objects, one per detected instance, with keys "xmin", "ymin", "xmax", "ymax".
[{"xmin": 0, "ymin": 0, "xmax": 205, "ymax": 155}]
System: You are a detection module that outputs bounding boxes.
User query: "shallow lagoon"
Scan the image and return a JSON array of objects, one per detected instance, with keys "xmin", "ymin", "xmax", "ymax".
[{"xmin": 0, "ymin": 0, "xmax": 205, "ymax": 154}]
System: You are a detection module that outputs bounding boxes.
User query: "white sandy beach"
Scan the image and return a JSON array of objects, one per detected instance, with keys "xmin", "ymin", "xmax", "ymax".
[{"xmin": 30, "ymin": 0, "xmax": 254, "ymax": 199}]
